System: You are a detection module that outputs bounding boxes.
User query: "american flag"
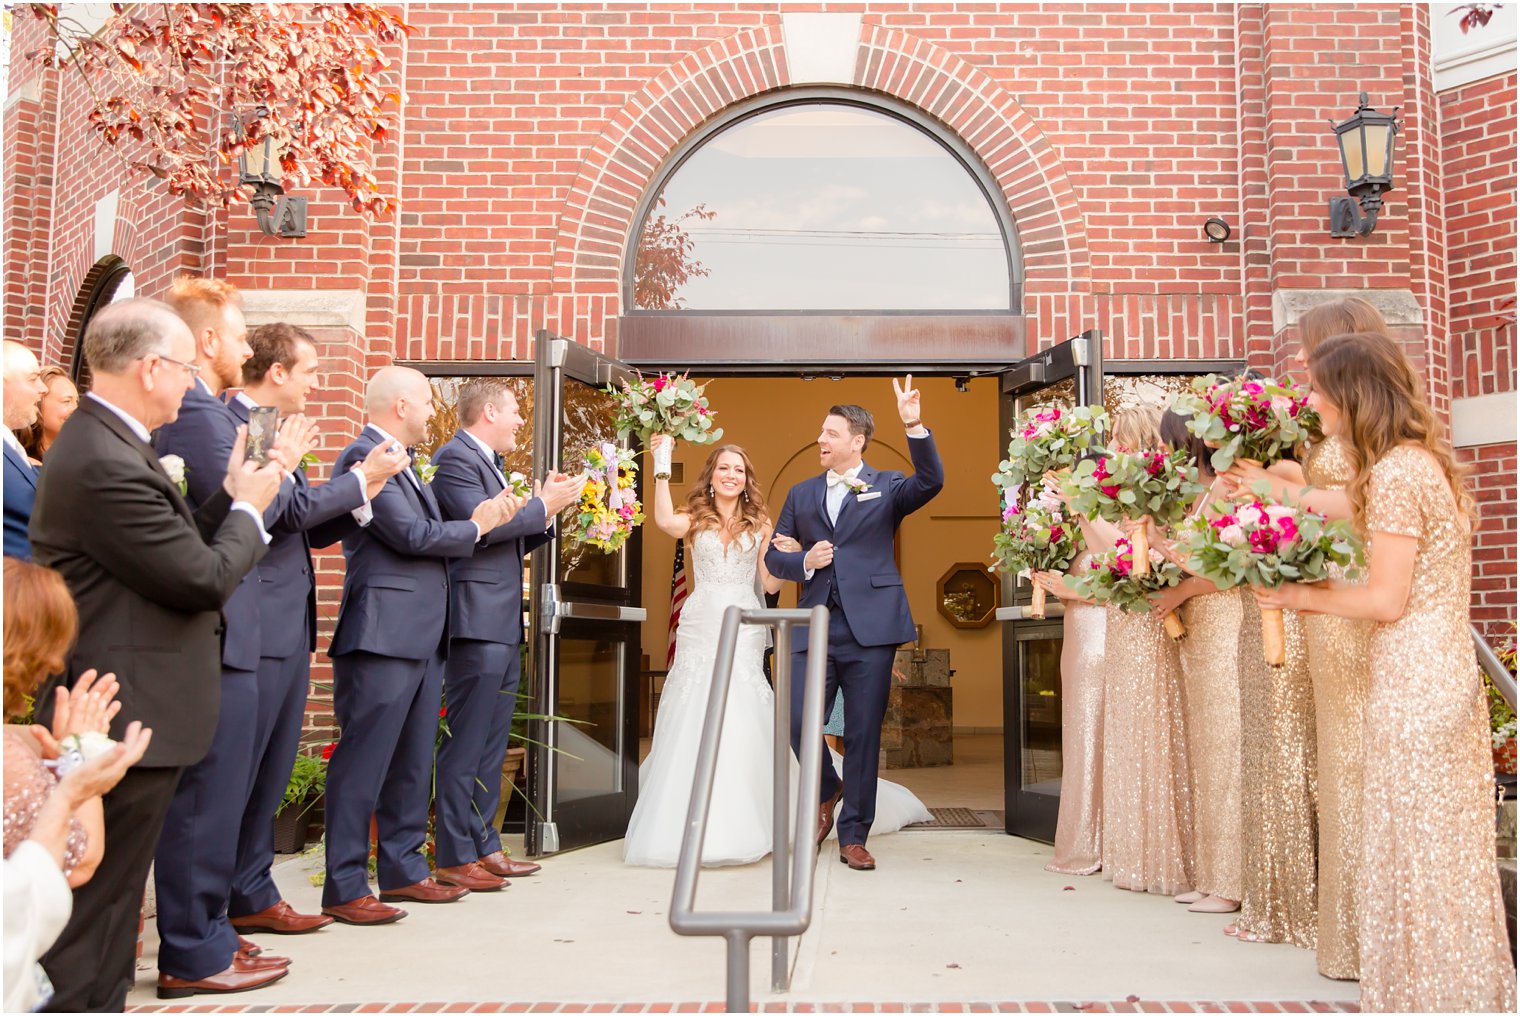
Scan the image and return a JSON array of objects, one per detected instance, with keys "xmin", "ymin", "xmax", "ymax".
[{"xmin": 666, "ymin": 539, "xmax": 688, "ymax": 668}]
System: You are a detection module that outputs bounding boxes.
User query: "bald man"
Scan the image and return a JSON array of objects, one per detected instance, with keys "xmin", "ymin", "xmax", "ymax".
[
  {"xmin": 320, "ymin": 366, "xmax": 522, "ymax": 925},
  {"xmin": 2, "ymin": 341, "xmax": 49, "ymax": 558}
]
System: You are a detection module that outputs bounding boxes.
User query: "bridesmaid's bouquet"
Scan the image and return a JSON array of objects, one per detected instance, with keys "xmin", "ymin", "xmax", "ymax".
[
  {"xmin": 1067, "ymin": 535, "xmax": 1188, "ymax": 641},
  {"xmin": 1061, "ymin": 448, "xmax": 1203, "ymax": 577},
  {"xmin": 991, "ymin": 490, "xmax": 1080, "ymax": 619},
  {"xmin": 1172, "ymin": 374, "xmax": 1318, "ymax": 473},
  {"xmin": 1177, "ymin": 500, "xmax": 1362, "ymax": 666},
  {"xmin": 570, "ymin": 443, "xmax": 644, "ymax": 553},
  {"xmin": 995, "ymin": 404, "xmax": 1108, "ymax": 489},
  {"xmin": 608, "ymin": 371, "xmax": 722, "ymax": 479}
]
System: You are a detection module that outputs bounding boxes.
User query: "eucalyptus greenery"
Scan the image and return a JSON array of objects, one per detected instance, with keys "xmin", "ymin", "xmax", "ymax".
[
  {"xmin": 608, "ymin": 371, "xmax": 723, "ymax": 445},
  {"xmin": 1062, "ymin": 448, "xmax": 1203, "ymax": 527}
]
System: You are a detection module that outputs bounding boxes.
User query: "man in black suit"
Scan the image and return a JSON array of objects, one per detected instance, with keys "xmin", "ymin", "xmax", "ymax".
[
  {"xmin": 430, "ymin": 380, "xmax": 584, "ymax": 890},
  {"xmin": 30, "ymin": 297, "xmax": 283, "ymax": 1011},
  {"xmin": 227, "ymin": 322, "xmax": 407, "ymax": 936},
  {"xmin": 320, "ymin": 366, "xmax": 522, "ymax": 926}
]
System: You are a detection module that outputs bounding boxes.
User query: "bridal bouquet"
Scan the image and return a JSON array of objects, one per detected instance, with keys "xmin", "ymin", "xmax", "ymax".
[
  {"xmin": 608, "ymin": 371, "xmax": 722, "ymax": 480},
  {"xmin": 995, "ymin": 404, "xmax": 1108, "ymax": 489},
  {"xmin": 1178, "ymin": 500, "xmax": 1363, "ymax": 666},
  {"xmin": 1172, "ymin": 374, "xmax": 1318, "ymax": 473},
  {"xmin": 570, "ymin": 443, "xmax": 644, "ymax": 553},
  {"xmin": 1067, "ymin": 535, "xmax": 1188, "ymax": 640},
  {"xmin": 1061, "ymin": 448, "xmax": 1203, "ymax": 577},
  {"xmin": 991, "ymin": 490, "xmax": 1080, "ymax": 619}
]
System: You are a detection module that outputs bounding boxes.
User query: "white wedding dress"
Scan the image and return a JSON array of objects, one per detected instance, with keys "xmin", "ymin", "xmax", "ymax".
[{"xmin": 623, "ymin": 529, "xmax": 931, "ymax": 868}]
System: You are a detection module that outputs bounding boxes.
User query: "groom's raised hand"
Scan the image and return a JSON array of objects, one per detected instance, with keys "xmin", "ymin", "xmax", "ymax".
[{"xmin": 892, "ymin": 374, "xmax": 924, "ymax": 431}]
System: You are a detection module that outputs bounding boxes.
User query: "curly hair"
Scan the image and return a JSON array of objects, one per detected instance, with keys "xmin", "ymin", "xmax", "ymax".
[
  {"xmin": 1309, "ymin": 332, "xmax": 1476, "ymax": 531},
  {"xmin": 3, "ymin": 559, "xmax": 78, "ymax": 719},
  {"xmin": 682, "ymin": 444, "xmax": 770, "ymax": 537}
]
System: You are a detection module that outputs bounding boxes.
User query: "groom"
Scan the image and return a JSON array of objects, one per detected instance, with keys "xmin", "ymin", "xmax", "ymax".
[{"xmin": 765, "ymin": 377, "xmax": 943, "ymax": 870}]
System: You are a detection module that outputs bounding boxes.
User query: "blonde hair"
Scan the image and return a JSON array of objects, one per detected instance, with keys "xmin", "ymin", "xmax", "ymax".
[
  {"xmin": 1298, "ymin": 296, "xmax": 1391, "ymax": 356},
  {"xmin": 1309, "ymin": 332, "xmax": 1476, "ymax": 529},
  {"xmin": 1110, "ymin": 405, "xmax": 1162, "ymax": 453},
  {"xmin": 164, "ymin": 275, "xmax": 244, "ymax": 338},
  {"xmin": 683, "ymin": 444, "xmax": 769, "ymax": 538}
]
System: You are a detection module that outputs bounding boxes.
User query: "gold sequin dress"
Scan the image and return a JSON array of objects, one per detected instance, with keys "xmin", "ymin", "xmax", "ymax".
[
  {"xmin": 1177, "ymin": 586, "xmax": 1245, "ymax": 902},
  {"xmin": 1101, "ymin": 608, "xmax": 1193, "ymax": 895},
  {"xmin": 1237, "ymin": 595, "xmax": 1318, "ymax": 947},
  {"xmin": 1357, "ymin": 446, "xmax": 1515, "ymax": 1012},
  {"xmin": 1302, "ymin": 436, "xmax": 1373, "ymax": 979},
  {"xmin": 1046, "ymin": 573, "xmax": 1106, "ymax": 876}
]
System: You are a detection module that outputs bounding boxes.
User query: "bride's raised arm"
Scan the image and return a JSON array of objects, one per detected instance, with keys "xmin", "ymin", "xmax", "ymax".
[
  {"xmin": 758, "ymin": 521, "xmax": 786, "ymax": 595},
  {"xmin": 649, "ymin": 435, "xmax": 692, "ymax": 540}
]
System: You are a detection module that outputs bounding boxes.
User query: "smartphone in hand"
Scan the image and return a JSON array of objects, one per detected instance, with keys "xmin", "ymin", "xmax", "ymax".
[{"xmin": 246, "ymin": 407, "xmax": 280, "ymax": 468}]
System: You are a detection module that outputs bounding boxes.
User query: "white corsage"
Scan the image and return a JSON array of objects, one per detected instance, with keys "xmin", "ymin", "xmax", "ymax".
[
  {"xmin": 49, "ymin": 731, "xmax": 117, "ymax": 777},
  {"xmin": 159, "ymin": 454, "xmax": 188, "ymax": 496},
  {"xmin": 507, "ymin": 471, "xmax": 531, "ymax": 497}
]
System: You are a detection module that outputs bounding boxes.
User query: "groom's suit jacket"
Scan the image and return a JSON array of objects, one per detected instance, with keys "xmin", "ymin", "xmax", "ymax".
[{"xmin": 766, "ymin": 432, "xmax": 943, "ymax": 651}]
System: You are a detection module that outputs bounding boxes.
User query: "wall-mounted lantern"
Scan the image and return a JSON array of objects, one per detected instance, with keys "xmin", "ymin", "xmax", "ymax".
[
  {"xmin": 1328, "ymin": 92, "xmax": 1401, "ymax": 238},
  {"xmin": 235, "ymin": 114, "xmax": 307, "ymax": 239}
]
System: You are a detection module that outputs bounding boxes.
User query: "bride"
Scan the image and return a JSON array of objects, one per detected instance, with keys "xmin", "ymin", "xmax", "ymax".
[{"xmin": 623, "ymin": 437, "xmax": 931, "ymax": 868}]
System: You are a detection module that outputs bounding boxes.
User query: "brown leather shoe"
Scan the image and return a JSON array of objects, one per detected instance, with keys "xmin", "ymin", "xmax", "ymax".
[
  {"xmin": 839, "ymin": 843, "xmax": 876, "ymax": 870},
  {"xmin": 434, "ymin": 862, "xmax": 507, "ymax": 892},
  {"xmin": 156, "ymin": 953, "xmax": 289, "ymax": 999},
  {"xmin": 320, "ymin": 894, "xmax": 408, "ymax": 926},
  {"xmin": 378, "ymin": 877, "xmax": 470, "ymax": 904},
  {"xmin": 236, "ymin": 936, "xmax": 289, "ymax": 968},
  {"xmin": 231, "ymin": 899, "xmax": 335, "ymax": 935},
  {"xmin": 817, "ymin": 787, "xmax": 843, "ymax": 846},
  {"xmin": 479, "ymin": 850, "xmax": 541, "ymax": 877}
]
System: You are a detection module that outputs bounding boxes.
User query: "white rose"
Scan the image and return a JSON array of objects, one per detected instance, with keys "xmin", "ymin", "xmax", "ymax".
[
  {"xmin": 1236, "ymin": 505, "xmax": 1264, "ymax": 526},
  {"xmin": 1263, "ymin": 504, "xmax": 1296, "ymax": 521},
  {"xmin": 159, "ymin": 454, "xmax": 186, "ymax": 485}
]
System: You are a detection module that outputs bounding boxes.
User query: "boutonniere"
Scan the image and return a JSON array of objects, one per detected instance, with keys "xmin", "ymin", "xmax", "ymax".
[
  {"xmin": 413, "ymin": 452, "xmax": 438, "ymax": 485},
  {"xmin": 159, "ymin": 454, "xmax": 189, "ymax": 496},
  {"xmin": 299, "ymin": 452, "xmax": 319, "ymax": 473},
  {"xmin": 507, "ymin": 471, "xmax": 532, "ymax": 497},
  {"xmin": 843, "ymin": 476, "xmax": 871, "ymax": 495}
]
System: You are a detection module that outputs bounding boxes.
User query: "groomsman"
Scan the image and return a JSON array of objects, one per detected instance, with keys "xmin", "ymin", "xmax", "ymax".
[
  {"xmin": 227, "ymin": 323, "xmax": 408, "ymax": 935},
  {"xmin": 430, "ymin": 380, "xmax": 584, "ymax": 890},
  {"xmin": 32, "ymin": 298, "xmax": 279, "ymax": 1011},
  {"xmin": 2, "ymin": 340, "xmax": 48, "ymax": 559},
  {"xmin": 320, "ymin": 366, "xmax": 522, "ymax": 925}
]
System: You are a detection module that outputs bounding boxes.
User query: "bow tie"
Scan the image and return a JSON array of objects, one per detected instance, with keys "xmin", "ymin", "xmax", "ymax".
[
  {"xmin": 493, "ymin": 452, "xmax": 507, "ymax": 473},
  {"xmin": 826, "ymin": 470, "xmax": 861, "ymax": 488}
]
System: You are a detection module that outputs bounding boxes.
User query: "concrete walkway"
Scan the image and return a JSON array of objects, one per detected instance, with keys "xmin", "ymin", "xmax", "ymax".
[{"xmin": 126, "ymin": 832, "xmax": 1361, "ymax": 1009}]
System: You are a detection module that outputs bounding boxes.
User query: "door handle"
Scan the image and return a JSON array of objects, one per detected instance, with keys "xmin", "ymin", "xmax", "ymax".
[
  {"xmin": 539, "ymin": 583, "xmax": 647, "ymax": 634},
  {"xmin": 994, "ymin": 603, "xmax": 1066, "ymax": 621}
]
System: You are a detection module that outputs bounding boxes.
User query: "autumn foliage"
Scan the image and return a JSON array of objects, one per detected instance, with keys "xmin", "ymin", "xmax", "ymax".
[{"xmin": 24, "ymin": 3, "xmax": 413, "ymax": 216}]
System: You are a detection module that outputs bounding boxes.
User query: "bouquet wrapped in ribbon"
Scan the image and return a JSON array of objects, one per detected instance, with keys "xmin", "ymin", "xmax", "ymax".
[
  {"xmin": 995, "ymin": 404, "xmax": 1108, "ymax": 490},
  {"xmin": 608, "ymin": 371, "xmax": 722, "ymax": 479},
  {"xmin": 1177, "ymin": 499, "xmax": 1362, "ymax": 666},
  {"xmin": 570, "ymin": 442, "xmax": 644, "ymax": 553},
  {"xmin": 1067, "ymin": 535, "xmax": 1188, "ymax": 640},
  {"xmin": 991, "ymin": 489, "xmax": 1080, "ymax": 619},
  {"xmin": 1062, "ymin": 447, "xmax": 1203, "ymax": 577},
  {"xmin": 1172, "ymin": 374, "xmax": 1318, "ymax": 473}
]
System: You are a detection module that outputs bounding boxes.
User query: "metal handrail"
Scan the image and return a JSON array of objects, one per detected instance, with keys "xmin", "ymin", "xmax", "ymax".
[
  {"xmin": 1475, "ymin": 625, "xmax": 1517, "ymax": 712},
  {"xmin": 668, "ymin": 605, "xmax": 830, "ymax": 1012}
]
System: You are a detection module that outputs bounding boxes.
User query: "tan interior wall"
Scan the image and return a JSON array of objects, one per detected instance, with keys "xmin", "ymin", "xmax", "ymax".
[{"xmin": 637, "ymin": 375, "xmax": 1006, "ymax": 730}]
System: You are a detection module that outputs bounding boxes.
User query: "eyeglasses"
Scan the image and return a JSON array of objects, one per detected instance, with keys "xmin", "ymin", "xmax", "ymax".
[{"xmin": 145, "ymin": 353, "xmax": 201, "ymax": 378}]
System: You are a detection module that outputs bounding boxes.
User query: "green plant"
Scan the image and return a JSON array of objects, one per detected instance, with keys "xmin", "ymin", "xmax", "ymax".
[
  {"xmin": 1489, "ymin": 625, "xmax": 1517, "ymax": 750},
  {"xmin": 278, "ymin": 747, "xmax": 328, "ymax": 819}
]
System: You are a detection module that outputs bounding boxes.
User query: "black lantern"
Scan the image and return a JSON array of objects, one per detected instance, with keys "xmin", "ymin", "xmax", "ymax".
[
  {"xmin": 235, "ymin": 114, "xmax": 306, "ymax": 238},
  {"xmin": 1328, "ymin": 92, "xmax": 1400, "ymax": 238}
]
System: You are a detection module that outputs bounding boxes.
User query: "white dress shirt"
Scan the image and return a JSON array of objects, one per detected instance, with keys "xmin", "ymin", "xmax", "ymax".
[
  {"xmin": 366, "ymin": 424, "xmax": 480, "ymax": 540},
  {"xmin": 1, "ymin": 423, "xmax": 28, "ymax": 462}
]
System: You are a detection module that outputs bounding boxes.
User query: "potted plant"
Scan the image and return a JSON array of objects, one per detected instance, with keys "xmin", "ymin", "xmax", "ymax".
[
  {"xmin": 1492, "ymin": 628, "xmax": 1518, "ymax": 776},
  {"xmin": 274, "ymin": 745, "xmax": 328, "ymax": 854}
]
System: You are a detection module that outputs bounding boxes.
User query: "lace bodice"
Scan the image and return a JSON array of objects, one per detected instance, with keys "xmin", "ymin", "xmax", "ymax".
[{"xmin": 688, "ymin": 528, "xmax": 760, "ymax": 590}]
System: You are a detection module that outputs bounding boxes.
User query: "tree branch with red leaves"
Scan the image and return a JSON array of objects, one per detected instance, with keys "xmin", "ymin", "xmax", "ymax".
[{"xmin": 24, "ymin": 3, "xmax": 413, "ymax": 217}]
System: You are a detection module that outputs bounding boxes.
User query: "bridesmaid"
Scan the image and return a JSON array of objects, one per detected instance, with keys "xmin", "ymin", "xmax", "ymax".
[
  {"xmin": 1257, "ymin": 333, "xmax": 1515, "ymax": 1012},
  {"xmin": 1148, "ymin": 409, "xmax": 1243, "ymax": 915},
  {"xmin": 1034, "ymin": 535, "xmax": 1105, "ymax": 877},
  {"xmin": 1092, "ymin": 406, "xmax": 1193, "ymax": 896}
]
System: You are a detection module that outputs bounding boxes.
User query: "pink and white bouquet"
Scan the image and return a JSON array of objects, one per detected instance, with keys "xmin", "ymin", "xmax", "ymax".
[
  {"xmin": 996, "ymin": 404, "xmax": 1108, "ymax": 489},
  {"xmin": 570, "ymin": 443, "xmax": 644, "ymax": 553},
  {"xmin": 1066, "ymin": 535, "xmax": 1188, "ymax": 640},
  {"xmin": 608, "ymin": 371, "xmax": 722, "ymax": 479},
  {"xmin": 991, "ymin": 490, "xmax": 1080, "ymax": 619},
  {"xmin": 1173, "ymin": 374, "xmax": 1318, "ymax": 473},
  {"xmin": 1061, "ymin": 447, "xmax": 1203, "ymax": 577},
  {"xmin": 1178, "ymin": 500, "xmax": 1362, "ymax": 665}
]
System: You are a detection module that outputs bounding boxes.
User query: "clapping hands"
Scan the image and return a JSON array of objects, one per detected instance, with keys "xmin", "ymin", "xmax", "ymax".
[
  {"xmin": 31, "ymin": 668, "xmax": 121, "ymax": 760},
  {"xmin": 538, "ymin": 471, "xmax": 588, "ymax": 516}
]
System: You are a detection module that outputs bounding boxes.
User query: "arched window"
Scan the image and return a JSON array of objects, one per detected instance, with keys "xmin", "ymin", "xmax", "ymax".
[
  {"xmin": 65, "ymin": 256, "xmax": 135, "ymax": 389},
  {"xmin": 620, "ymin": 90, "xmax": 1024, "ymax": 368}
]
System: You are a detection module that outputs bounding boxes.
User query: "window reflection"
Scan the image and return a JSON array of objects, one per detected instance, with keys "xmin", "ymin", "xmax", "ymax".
[{"xmin": 633, "ymin": 104, "xmax": 1011, "ymax": 312}]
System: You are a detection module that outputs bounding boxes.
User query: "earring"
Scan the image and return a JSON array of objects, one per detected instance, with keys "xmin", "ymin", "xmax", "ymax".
[
  {"xmin": 741, "ymin": 490, "xmax": 749, "ymax": 501},
  {"xmin": 707, "ymin": 485, "xmax": 714, "ymax": 498}
]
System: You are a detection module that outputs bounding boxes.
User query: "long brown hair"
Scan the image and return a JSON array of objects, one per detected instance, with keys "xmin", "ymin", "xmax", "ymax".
[
  {"xmin": 3, "ymin": 558, "xmax": 78, "ymax": 718},
  {"xmin": 1309, "ymin": 332, "xmax": 1475, "ymax": 530},
  {"xmin": 683, "ymin": 444, "xmax": 770, "ymax": 537},
  {"xmin": 18, "ymin": 365, "xmax": 73, "ymax": 459},
  {"xmin": 1298, "ymin": 296, "xmax": 1390, "ymax": 356}
]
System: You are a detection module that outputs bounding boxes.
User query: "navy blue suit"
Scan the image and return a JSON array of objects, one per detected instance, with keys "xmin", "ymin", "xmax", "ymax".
[
  {"xmin": 3, "ymin": 438, "xmax": 37, "ymax": 559},
  {"xmin": 226, "ymin": 395, "xmax": 367, "ymax": 920},
  {"xmin": 430, "ymin": 431, "xmax": 552, "ymax": 868},
  {"xmin": 322, "ymin": 425, "xmax": 482, "ymax": 906},
  {"xmin": 764, "ymin": 433, "xmax": 942, "ymax": 846},
  {"xmin": 149, "ymin": 381, "xmax": 284, "ymax": 980}
]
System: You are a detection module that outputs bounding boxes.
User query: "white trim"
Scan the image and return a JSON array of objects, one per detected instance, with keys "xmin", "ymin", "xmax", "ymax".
[
  {"xmin": 1451, "ymin": 391, "xmax": 1518, "ymax": 448},
  {"xmin": 781, "ymin": 13, "xmax": 862, "ymax": 85},
  {"xmin": 93, "ymin": 191, "xmax": 119, "ymax": 262},
  {"xmin": 1435, "ymin": 36, "xmax": 1519, "ymax": 91},
  {"xmin": 240, "ymin": 289, "xmax": 367, "ymax": 333}
]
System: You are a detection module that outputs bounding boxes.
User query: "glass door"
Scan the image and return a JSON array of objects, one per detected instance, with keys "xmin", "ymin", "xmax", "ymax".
[
  {"xmin": 997, "ymin": 331, "xmax": 1102, "ymax": 842},
  {"xmin": 525, "ymin": 332, "xmax": 646, "ymax": 854}
]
